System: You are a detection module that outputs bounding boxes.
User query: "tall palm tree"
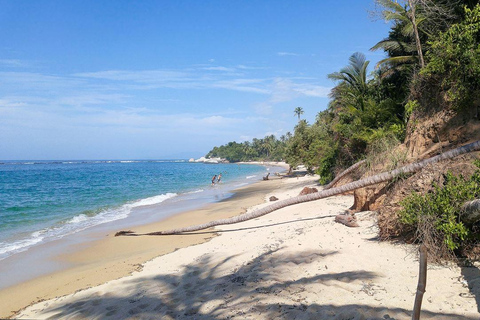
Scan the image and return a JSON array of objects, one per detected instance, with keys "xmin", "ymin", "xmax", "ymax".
[
  {"xmin": 328, "ymin": 52, "xmax": 370, "ymax": 112},
  {"xmin": 374, "ymin": 0, "xmax": 427, "ymax": 68},
  {"xmin": 294, "ymin": 107, "xmax": 304, "ymax": 120},
  {"xmin": 116, "ymin": 140, "xmax": 480, "ymax": 236}
]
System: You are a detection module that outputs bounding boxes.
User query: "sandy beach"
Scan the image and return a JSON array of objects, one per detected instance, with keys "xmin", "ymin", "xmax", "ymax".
[{"xmin": 6, "ymin": 174, "xmax": 480, "ymax": 319}]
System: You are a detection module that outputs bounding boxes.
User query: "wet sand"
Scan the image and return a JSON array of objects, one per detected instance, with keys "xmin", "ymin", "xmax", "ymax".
[{"xmin": 0, "ymin": 177, "xmax": 284, "ymax": 318}]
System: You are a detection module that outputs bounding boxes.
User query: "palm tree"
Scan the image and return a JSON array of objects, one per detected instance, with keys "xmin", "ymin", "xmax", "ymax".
[
  {"xmin": 328, "ymin": 52, "xmax": 370, "ymax": 112},
  {"xmin": 374, "ymin": 0, "xmax": 427, "ymax": 68},
  {"xmin": 370, "ymin": 26, "xmax": 418, "ymax": 74},
  {"xmin": 294, "ymin": 107, "xmax": 304, "ymax": 120},
  {"xmin": 116, "ymin": 140, "xmax": 480, "ymax": 236}
]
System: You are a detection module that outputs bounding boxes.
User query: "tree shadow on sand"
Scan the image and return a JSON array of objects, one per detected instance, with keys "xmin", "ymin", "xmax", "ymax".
[
  {"xmin": 461, "ymin": 262, "xmax": 480, "ymax": 313},
  {"xmin": 34, "ymin": 248, "xmax": 477, "ymax": 320}
]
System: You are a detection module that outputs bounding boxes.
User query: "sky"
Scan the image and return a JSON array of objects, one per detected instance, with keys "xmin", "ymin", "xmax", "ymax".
[{"xmin": 0, "ymin": 0, "xmax": 392, "ymax": 160}]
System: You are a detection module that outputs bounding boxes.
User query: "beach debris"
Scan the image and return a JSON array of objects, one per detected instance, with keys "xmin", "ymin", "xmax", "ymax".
[
  {"xmin": 269, "ymin": 196, "xmax": 279, "ymax": 201},
  {"xmin": 298, "ymin": 187, "xmax": 318, "ymax": 196},
  {"xmin": 115, "ymin": 140, "xmax": 480, "ymax": 236},
  {"xmin": 114, "ymin": 230, "xmax": 137, "ymax": 237},
  {"xmin": 334, "ymin": 213, "xmax": 359, "ymax": 227}
]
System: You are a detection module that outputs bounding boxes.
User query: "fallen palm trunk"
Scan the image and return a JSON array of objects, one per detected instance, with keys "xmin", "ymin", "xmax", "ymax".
[
  {"xmin": 325, "ymin": 159, "xmax": 366, "ymax": 189},
  {"xmin": 460, "ymin": 199, "xmax": 480, "ymax": 224},
  {"xmin": 116, "ymin": 140, "xmax": 480, "ymax": 236}
]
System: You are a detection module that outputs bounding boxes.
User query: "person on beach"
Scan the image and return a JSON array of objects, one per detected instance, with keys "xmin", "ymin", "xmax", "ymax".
[
  {"xmin": 217, "ymin": 173, "xmax": 222, "ymax": 183},
  {"xmin": 212, "ymin": 175, "xmax": 217, "ymax": 185}
]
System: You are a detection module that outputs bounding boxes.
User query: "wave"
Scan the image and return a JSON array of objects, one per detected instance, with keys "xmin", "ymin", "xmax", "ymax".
[
  {"xmin": 245, "ymin": 175, "xmax": 257, "ymax": 179},
  {"xmin": 234, "ymin": 183, "xmax": 248, "ymax": 187},
  {"xmin": 131, "ymin": 193, "xmax": 177, "ymax": 207},
  {"xmin": 0, "ymin": 234, "xmax": 44, "ymax": 258},
  {"xmin": 186, "ymin": 189, "xmax": 204, "ymax": 194},
  {"xmin": 0, "ymin": 192, "xmax": 178, "ymax": 261}
]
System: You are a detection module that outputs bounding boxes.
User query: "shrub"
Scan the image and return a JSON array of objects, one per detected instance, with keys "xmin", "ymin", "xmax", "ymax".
[
  {"xmin": 420, "ymin": 5, "xmax": 480, "ymax": 110},
  {"xmin": 398, "ymin": 161, "xmax": 480, "ymax": 261}
]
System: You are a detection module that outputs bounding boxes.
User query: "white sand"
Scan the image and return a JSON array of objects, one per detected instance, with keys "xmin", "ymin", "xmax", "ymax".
[{"xmin": 18, "ymin": 175, "xmax": 480, "ymax": 319}]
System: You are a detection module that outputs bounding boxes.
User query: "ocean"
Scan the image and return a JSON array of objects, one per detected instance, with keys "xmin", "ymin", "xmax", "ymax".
[{"xmin": 0, "ymin": 160, "xmax": 281, "ymax": 264}]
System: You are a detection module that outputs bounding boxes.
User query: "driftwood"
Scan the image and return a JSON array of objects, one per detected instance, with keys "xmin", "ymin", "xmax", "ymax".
[
  {"xmin": 412, "ymin": 245, "xmax": 427, "ymax": 320},
  {"xmin": 334, "ymin": 213, "xmax": 359, "ymax": 227},
  {"xmin": 325, "ymin": 159, "xmax": 366, "ymax": 189},
  {"xmin": 460, "ymin": 199, "xmax": 480, "ymax": 224},
  {"xmin": 115, "ymin": 140, "xmax": 480, "ymax": 236}
]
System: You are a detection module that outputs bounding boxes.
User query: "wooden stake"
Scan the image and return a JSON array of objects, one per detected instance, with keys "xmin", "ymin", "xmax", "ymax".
[{"xmin": 412, "ymin": 245, "xmax": 427, "ymax": 320}]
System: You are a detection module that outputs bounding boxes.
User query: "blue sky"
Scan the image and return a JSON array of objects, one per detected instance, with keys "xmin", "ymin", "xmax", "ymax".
[{"xmin": 0, "ymin": 1, "xmax": 391, "ymax": 160}]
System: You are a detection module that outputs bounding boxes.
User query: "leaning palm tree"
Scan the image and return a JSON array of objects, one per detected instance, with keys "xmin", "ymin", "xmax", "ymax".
[
  {"xmin": 116, "ymin": 140, "xmax": 480, "ymax": 236},
  {"xmin": 374, "ymin": 0, "xmax": 427, "ymax": 68}
]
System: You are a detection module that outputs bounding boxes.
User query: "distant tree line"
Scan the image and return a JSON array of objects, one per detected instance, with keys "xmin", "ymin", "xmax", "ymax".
[{"xmin": 205, "ymin": 134, "xmax": 291, "ymax": 163}]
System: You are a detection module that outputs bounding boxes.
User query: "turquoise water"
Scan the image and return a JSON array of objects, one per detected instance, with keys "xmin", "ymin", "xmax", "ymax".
[{"xmin": 0, "ymin": 160, "xmax": 276, "ymax": 261}]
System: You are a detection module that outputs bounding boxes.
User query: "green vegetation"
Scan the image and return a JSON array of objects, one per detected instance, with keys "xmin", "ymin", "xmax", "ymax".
[
  {"xmin": 399, "ymin": 161, "xmax": 480, "ymax": 260},
  {"xmin": 419, "ymin": 4, "xmax": 480, "ymax": 110},
  {"xmin": 205, "ymin": 2, "xmax": 480, "ymax": 260},
  {"xmin": 207, "ymin": 2, "xmax": 479, "ymax": 185},
  {"xmin": 205, "ymin": 135, "xmax": 289, "ymax": 162}
]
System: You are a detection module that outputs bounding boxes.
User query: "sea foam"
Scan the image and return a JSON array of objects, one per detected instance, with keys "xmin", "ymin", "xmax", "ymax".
[{"xmin": 0, "ymin": 193, "xmax": 178, "ymax": 261}]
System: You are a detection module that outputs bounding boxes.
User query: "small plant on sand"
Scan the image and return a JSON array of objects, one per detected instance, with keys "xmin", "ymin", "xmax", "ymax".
[{"xmin": 398, "ymin": 161, "xmax": 480, "ymax": 261}]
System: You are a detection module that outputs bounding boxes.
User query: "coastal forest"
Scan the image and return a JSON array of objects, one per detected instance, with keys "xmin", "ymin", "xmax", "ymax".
[{"xmin": 206, "ymin": 0, "xmax": 480, "ymax": 261}]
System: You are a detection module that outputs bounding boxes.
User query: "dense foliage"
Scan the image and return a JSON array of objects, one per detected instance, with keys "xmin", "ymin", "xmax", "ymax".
[
  {"xmin": 205, "ymin": 135, "xmax": 288, "ymax": 162},
  {"xmin": 207, "ymin": 2, "xmax": 479, "ymax": 182},
  {"xmin": 399, "ymin": 161, "xmax": 480, "ymax": 259},
  {"xmin": 284, "ymin": 2, "xmax": 479, "ymax": 183},
  {"xmin": 419, "ymin": 4, "xmax": 480, "ymax": 110},
  {"xmin": 204, "ymin": 1, "xmax": 480, "ymax": 262}
]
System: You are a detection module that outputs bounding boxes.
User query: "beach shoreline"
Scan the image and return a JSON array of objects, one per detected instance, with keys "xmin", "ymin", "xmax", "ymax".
[
  {"xmin": 5, "ymin": 172, "xmax": 480, "ymax": 319},
  {"xmin": 0, "ymin": 171, "xmax": 286, "ymax": 319}
]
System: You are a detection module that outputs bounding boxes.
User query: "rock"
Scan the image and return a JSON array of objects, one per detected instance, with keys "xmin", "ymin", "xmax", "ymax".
[
  {"xmin": 298, "ymin": 187, "xmax": 318, "ymax": 196},
  {"xmin": 335, "ymin": 213, "xmax": 359, "ymax": 227},
  {"xmin": 269, "ymin": 196, "xmax": 279, "ymax": 201}
]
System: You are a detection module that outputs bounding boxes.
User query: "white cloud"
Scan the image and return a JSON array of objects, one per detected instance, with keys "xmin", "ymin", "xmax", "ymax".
[
  {"xmin": 293, "ymin": 84, "xmax": 331, "ymax": 97},
  {"xmin": 0, "ymin": 59, "xmax": 28, "ymax": 67},
  {"xmin": 74, "ymin": 70, "xmax": 189, "ymax": 83},
  {"xmin": 277, "ymin": 52, "xmax": 300, "ymax": 56},
  {"xmin": 201, "ymin": 66, "xmax": 236, "ymax": 72},
  {"xmin": 253, "ymin": 102, "xmax": 273, "ymax": 115}
]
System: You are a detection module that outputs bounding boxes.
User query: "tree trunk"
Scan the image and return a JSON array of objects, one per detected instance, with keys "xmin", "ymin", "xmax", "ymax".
[
  {"xmin": 116, "ymin": 140, "xmax": 480, "ymax": 236},
  {"xmin": 460, "ymin": 199, "xmax": 480, "ymax": 224},
  {"xmin": 325, "ymin": 159, "xmax": 366, "ymax": 189},
  {"xmin": 408, "ymin": 0, "xmax": 425, "ymax": 68},
  {"xmin": 412, "ymin": 245, "xmax": 427, "ymax": 320}
]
